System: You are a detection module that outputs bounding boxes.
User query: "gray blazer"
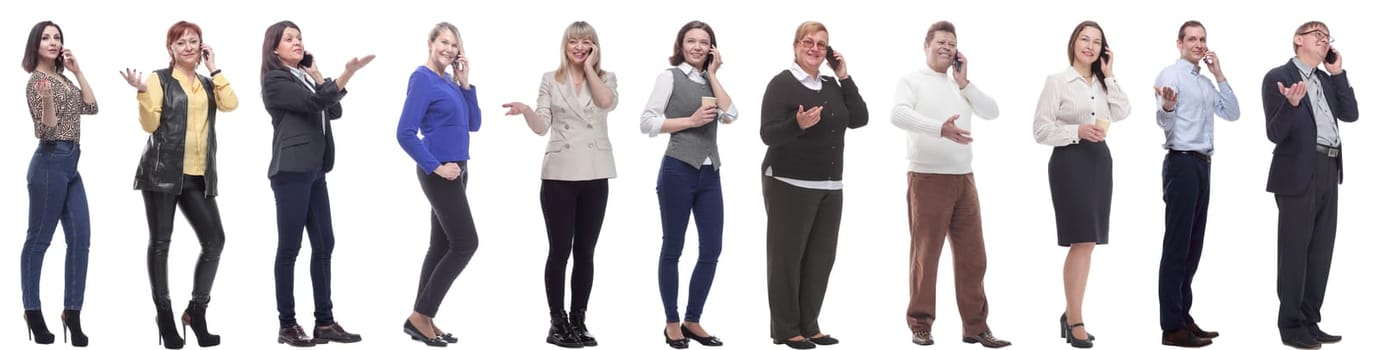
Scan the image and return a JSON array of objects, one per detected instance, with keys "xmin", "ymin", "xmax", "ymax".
[{"xmin": 534, "ymin": 70, "xmax": 619, "ymax": 181}]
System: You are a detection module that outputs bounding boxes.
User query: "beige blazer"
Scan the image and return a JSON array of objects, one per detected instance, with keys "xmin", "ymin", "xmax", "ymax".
[{"xmin": 535, "ymin": 70, "xmax": 620, "ymax": 181}]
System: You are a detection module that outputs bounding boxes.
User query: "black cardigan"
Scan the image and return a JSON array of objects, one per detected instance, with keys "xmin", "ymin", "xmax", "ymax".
[{"xmin": 759, "ymin": 70, "xmax": 868, "ymax": 181}]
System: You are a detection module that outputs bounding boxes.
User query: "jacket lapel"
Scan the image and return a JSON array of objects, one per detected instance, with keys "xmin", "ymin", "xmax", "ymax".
[{"xmin": 555, "ymin": 73, "xmax": 591, "ymax": 123}]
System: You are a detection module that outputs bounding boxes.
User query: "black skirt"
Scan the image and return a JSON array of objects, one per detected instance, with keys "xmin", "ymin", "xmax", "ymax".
[{"xmin": 1048, "ymin": 140, "xmax": 1112, "ymax": 246}]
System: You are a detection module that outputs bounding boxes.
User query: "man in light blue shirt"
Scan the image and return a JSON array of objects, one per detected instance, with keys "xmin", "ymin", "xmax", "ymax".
[{"xmin": 1152, "ymin": 20, "xmax": 1240, "ymax": 348}]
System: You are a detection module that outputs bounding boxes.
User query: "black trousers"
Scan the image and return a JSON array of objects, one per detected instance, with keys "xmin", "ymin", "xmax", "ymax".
[
  {"xmin": 1275, "ymin": 153, "xmax": 1340, "ymax": 337},
  {"xmin": 270, "ymin": 169, "xmax": 336, "ymax": 328},
  {"xmin": 143, "ymin": 175, "xmax": 225, "ymax": 311},
  {"xmin": 762, "ymin": 177, "xmax": 842, "ymax": 341},
  {"xmin": 540, "ymin": 179, "xmax": 609, "ymax": 313},
  {"xmin": 413, "ymin": 162, "xmax": 479, "ymax": 317},
  {"xmin": 1158, "ymin": 152, "xmax": 1210, "ymax": 331}
]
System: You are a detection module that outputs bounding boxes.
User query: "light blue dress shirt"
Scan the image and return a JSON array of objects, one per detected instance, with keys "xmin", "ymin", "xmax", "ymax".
[{"xmin": 1154, "ymin": 59, "xmax": 1241, "ymax": 155}]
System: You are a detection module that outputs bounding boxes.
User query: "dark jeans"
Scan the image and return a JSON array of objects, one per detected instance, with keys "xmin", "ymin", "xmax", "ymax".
[
  {"xmin": 144, "ymin": 175, "xmax": 226, "ymax": 311},
  {"xmin": 270, "ymin": 169, "xmax": 336, "ymax": 328},
  {"xmin": 413, "ymin": 163, "xmax": 479, "ymax": 317},
  {"xmin": 541, "ymin": 179, "xmax": 609, "ymax": 313},
  {"xmin": 1275, "ymin": 152, "xmax": 1340, "ymax": 338},
  {"xmin": 656, "ymin": 157, "xmax": 723, "ymax": 323},
  {"xmin": 1158, "ymin": 152, "xmax": 1211, "ymax": 331},
  {"xmin": 21, "ymin": 140, "xmax": 90, "ymax": 310},
  {"xmin": 763, "ymin": 177, "xmax": 842, "ymax": 342}
]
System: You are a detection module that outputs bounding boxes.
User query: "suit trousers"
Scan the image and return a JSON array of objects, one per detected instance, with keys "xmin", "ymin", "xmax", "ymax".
[
  {"xmin": 763, "ymin": 176, "xmax": 841, "ymax": 342},
  {"xmin": 1274, "ymin": 152, "xmax": 1339, "ymax": 337}
]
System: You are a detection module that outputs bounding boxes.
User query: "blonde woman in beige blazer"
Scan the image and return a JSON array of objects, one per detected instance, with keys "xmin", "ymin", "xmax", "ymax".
[{"xmin": 503, "ymin": 20, "xmax": 618, "ymax": 349}]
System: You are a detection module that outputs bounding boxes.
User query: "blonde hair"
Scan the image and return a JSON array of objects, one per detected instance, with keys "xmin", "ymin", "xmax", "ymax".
[
  {"xmin": 429, "ymin": 22, "xmax": 461, "ymax": 44},
  {"xmin": 792, "ymin": 21, "xmax": 828, "ymax": 63},
  {"xmin": 555, "ymin": 21, "xmax": 606, "ymax": 83}
]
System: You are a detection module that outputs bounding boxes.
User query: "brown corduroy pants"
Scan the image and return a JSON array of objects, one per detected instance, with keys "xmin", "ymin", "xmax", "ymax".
[{"xmin": 905, "ymin": 172, "xmax": 991, "ymax": 337}]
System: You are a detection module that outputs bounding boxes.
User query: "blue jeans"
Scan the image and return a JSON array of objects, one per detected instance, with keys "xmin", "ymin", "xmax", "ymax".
[
  {"xmin": 656, "ymin": 156, "xmax": 724, "ymax": 323},
  {"xmin": 21, "ymin": 141, "xmax": 90, "ymax": 310}
]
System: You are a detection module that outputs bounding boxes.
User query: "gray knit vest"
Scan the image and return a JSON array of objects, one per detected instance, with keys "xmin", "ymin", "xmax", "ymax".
[{"xmin": 663, "ymin": 68, "xmax": 719, "ymax": 169}]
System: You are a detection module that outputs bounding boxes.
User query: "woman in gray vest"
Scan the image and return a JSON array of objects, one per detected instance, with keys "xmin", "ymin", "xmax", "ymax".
[
  {"xmin": 638, "ymin": 20, "xmax": 736, "ymax": 349},
  {"xmin": 118, "ymin": 21, "xmax": 238, "ymax": 349}
]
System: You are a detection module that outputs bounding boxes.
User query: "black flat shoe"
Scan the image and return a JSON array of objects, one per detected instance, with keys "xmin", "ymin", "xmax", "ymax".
[
  {"xmin": 808, "ymin": 334, "xmax": 839, "ymax": 345},
  {"xmin": 315, "ymin": 322, "xmax": 362, "ymax": 344},
  {"xmin": 663, "ymin": 329, "xmax": 689, "ymax": 349},
  {"xmin": 681, "ymin": 324, "xmax": 723, "ymax": 346},
  {"xmin": 774, "ymin": 338, "xmax": 816, "ymax": 349},
  {"xmin": 402, "ymin": 320, "xmax": 446, "ymax": 347}
]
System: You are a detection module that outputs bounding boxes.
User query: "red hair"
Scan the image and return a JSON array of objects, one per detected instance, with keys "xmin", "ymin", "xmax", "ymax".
[{"xmin": 166, "ymin": 21, "xmax": 204, "ymax": 68}]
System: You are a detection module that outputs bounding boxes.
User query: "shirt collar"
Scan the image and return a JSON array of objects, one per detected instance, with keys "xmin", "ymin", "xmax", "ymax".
[
  {"xmin": 677, "ymin": 62, "xmax": 702, "ymax": 76},
  {"xmin": 1174, "ymin": 59, "xmax": 1201, "ymax": 75},
  {"xmin": 790, "ymin": 62, "xmax": 823, "ymax": 83},
  {"xmin": 1292, "ymin": 56, "xmax": 1317, "ymax": 78},
  {"xmin": 1059, "ymin": 66, "xmax": 1084, "ymax": 83}
]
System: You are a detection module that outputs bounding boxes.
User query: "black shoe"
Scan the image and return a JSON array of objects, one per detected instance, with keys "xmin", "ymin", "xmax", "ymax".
[
  {"xmin": 808, "ymin": 334, "xmax": 839, "ymax": 346},
  {"xmin": 157, "ymin": 308, "xmax": 186, "ymax": 349},
  {"xmin": 403, "ymin": 319, "xmax": 446, "ymax": 347},
  {"xmin": 277, "ymin": 324, "xmax": 315, "ymax": 347},
  {"xmin": 568, "ymin": 309, "xmax": 597, "ymax": 346},
  {"xmin": 681, "ymin": 324, "xmax": 723, "ymax": 346},
  {"xmin": 774, "ymin": 337, "xmax": 816, "ymax": 349},
  {"xmin": 962, "ymin": 331, "xmax": 1011, "ymax": 348},
  {"xmin": 315, "ymin": 322, "xmax": 362, "ymax": 344},
  {"xmin": 24, "ymin": 310, "xmax": 56, "ymax": 344},
  {"xmin": 182, "ymin": 303, "xmax": 221, "ymax": 347},
  {"xmin": 1282, "ymin": 336, "xmax": 1321, "ymax": 350},
  {"xmin": 912, "ymin": 329, "xmax": 933, "ymax": 345},
  {"xmin": 546, "ymin": 311, "xmax": 583, "ymax": 348},
  {"xmin": 425, "ymin": 323, "xmax": 458, "ymax": 344},
  {"xmin": 62, "ymin": 309, "xmax": 89, "ymax": 347},
  {"xmin": 663, "ymin": 329, "xmax": 689, "ymax": 349},
  {"xmin": 1306, "ymin": 324, "xmax": 1341, "ymax": 344},
  {"xmin": 1161, "ymin": 328, "xmax": 1210, "ymax": 348},
  {"xmin": 1060, "ymin": 316, "xmax": 1092, "ymax": 349},
  {"xmin": 1059, "ymin": 313, "xmax": 1095, "ymax": 341},
  {"xmin": 1187, "ymin": 322, "xmax": 1219, "ymax": 339}
]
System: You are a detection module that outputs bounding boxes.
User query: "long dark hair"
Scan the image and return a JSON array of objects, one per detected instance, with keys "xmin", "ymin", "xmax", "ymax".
[
  {"xmin": 261, "ymin": 20, "xmax": 300, "ymax": 81},
  {"xmin": 669, "ymin": 20, "xmax": 716, "ymax": 67},
  {"xmin": 1066, "ymin": 20, "xmax": 1108, "ymax": 91},
  {"xmin": 22, "ymin": 21, "xmax": 64, "ymax": 74}
]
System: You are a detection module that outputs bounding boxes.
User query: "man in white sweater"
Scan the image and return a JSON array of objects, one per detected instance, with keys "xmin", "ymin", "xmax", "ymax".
[{"xmin": 890, "ymin": 21, "xmax": 1007, "ymax": 348}]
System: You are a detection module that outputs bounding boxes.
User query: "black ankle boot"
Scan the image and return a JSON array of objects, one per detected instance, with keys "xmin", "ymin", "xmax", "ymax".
[
  {"xmin": 62, "ymin": 309, "xmax": 89, "ymax": 347},
  {"xmin": 156, "ymin": 308, "xmax": 185, "ymax": 349},
  {"xmin": 24, "ymin": 310, "xmax": 55, "ymax": 344},
  {"xmin": 546, "ymin": 311, "xmax": 584, "ymax": 348},
  {"xmin": 568, "ymin": 309, "xmax": 597, "ymax": 346},
  {"xmin": 182, "ymin": 302, "xmax": 220, "ymax": 347}
]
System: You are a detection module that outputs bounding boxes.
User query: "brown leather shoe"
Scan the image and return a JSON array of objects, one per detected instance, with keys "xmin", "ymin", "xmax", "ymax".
[
  {"xmin": 1162, "ymin": 328, "xmax": 1211, "ymax": 348},
  {"xmin": 1187, "ymin": 323, "xmax": 1219, "ymax": 339},
  {"xmin": 962, "ymin": 331, "xmax": 1011, "ymax": 348},
  {"xmin": 911, "ymin": 329, "xmax": 933, "ymax": 346},
  {"xmin": 278, "ymin": 325, "xmax": 315, "ymax": 347}
]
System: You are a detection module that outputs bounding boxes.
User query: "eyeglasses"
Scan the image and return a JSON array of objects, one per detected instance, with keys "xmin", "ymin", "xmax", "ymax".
[
  {"xmin": 798, "ymin": 39, "xmax": 828, "ymax": 49},
  {"xmin": 1298, "ymin": 29, "xmax": 1335, "ymax": 43}
]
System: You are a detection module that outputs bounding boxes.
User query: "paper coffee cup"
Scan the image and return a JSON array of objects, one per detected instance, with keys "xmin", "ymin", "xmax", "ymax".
[
  {"xmin": 1095, "ymin": 118, "xmax": 1110, "ymax": 131},
  {"xmin": 701, "ymin": 96, "xmax": 717, "ymax": 108}
]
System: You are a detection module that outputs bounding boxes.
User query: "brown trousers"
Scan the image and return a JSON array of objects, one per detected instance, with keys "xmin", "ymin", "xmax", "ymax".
[{"xmin": 905, "ymin": 172, "xmax": 990, "ymax": 336}]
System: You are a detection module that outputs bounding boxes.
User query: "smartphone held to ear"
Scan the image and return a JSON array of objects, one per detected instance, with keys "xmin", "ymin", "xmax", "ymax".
[
  {"xmin": 299, "ymin": 53, "xmax": 314, "ymax": 68},
  {"xmin": 1325, "ymin": 48, "xmax": 1338, "ymax": 64},
  {"xmin": 951, "ymin": 51, "xmax": 964, "ymax": 72},
  {"xmin": 824, "ymin": 45, "xmax": 840, "ymax": 70}
]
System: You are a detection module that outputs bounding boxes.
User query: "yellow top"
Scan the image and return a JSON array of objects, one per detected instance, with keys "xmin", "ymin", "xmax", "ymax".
[{"xmin": 137, "ymin": 69, "xmax": 238, "ymax": 176}]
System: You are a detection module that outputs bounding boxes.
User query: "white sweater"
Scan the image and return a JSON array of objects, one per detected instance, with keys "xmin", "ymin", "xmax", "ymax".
[{"xmin": 890, "ymin": 69, "xmax": 1000, "ymax": 174}]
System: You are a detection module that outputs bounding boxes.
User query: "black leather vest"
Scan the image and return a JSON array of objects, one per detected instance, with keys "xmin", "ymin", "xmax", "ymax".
[{"xmin": 133, "ymin": 69, "xmax": 219, "ymax": 196}]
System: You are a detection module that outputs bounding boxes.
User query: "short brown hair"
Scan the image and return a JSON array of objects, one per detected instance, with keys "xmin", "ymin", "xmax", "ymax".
[
  {"xmin": 925, "ymin": 21, "xmax": 956, "ymax": 44},
  {"xmin": 1177, "ymin": 20, "xmax": 1204, "ymax": 41},
  {"xmin": 793, "ymin": 21, "xmax": 827, "ymax": 45},
  {"xmin": 1292, "ymin": 21, "xmax": 1328, "ymax": 52}
]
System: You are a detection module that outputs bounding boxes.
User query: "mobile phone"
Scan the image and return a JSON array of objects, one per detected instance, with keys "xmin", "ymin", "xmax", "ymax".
[
  {"xmin": 824, "ymin": 45, "xmax": 840, "ymax": 70},
  {"xmin": 201, "ymin": 48, "xmax": 209, "ymax": 62},
  {"xmin": 299, "ymin": 53, "xmax": 314, "ymax": 68},
  {"xmin": 704, "ymin": 51, "xmax": 715, "ymax": 68},
  {"xmin": 1324, "ymin": 48, "xmax": 1337, "ymax": 64},
  {"xmin": 951, "ymin": 50, "xmax": 964, "ymax": 72}
]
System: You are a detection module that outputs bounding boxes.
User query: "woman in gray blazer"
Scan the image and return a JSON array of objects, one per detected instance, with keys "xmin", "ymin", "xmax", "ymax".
[{"xmin": 502, "ymin": 20, "xmax": 618, "ymax": 349}]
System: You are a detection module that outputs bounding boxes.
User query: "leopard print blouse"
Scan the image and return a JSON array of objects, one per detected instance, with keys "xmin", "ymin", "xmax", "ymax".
[{"xmin": 26, "ymin": 71, "xmax": 98, "ymax": 141}]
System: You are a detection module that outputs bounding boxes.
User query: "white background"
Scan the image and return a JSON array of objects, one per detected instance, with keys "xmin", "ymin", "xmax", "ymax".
[{"xmin": 1, "ymin": 0, "xmax": 1373, "ymax": 349}]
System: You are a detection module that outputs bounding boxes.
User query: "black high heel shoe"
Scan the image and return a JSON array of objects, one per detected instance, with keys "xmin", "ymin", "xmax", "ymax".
[
  {"xmin": 1058, "ymin": 314, "xmax": 1093, "ymax": 349},
  {"xmin": 62, "ymin": 309, "xmax": 88, "ymax": 347},
  {"xmin": 403, "ymin": 319, "xmax": 447, "ymax": 347},
  {"xmin": 1059, "ymin": 313, "xmax": 1095, "ymax": 341},
  {"xmin": 182, "ymin": 303, "xmax": 220, "ymax": 347},
  {"xmin": 156, "ymin": 308, "xmax": 186, "ymax": 349},
  {"xmin": 663, "ymin": 329, "xmax": 689, "ymax": 349},
  {"xmin": 681, "ymin": 324, "xmax": 723, "ymax": 346},
  {"xmin": 24, "ymin": 310, "xmax": 56, "ymax": 344}
]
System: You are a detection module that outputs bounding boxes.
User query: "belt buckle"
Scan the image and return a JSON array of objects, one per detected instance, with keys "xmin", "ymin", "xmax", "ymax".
[{"xmin": 1328, "ymin": 148, "xmax": 1339, "ymax": 157}]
